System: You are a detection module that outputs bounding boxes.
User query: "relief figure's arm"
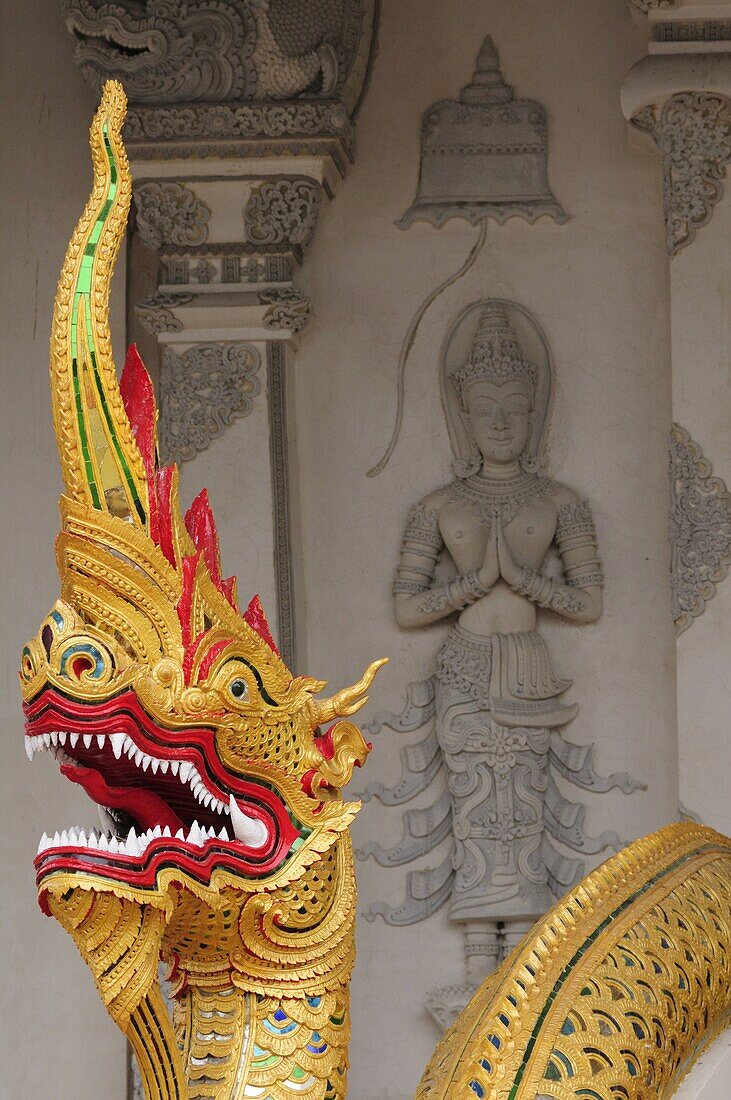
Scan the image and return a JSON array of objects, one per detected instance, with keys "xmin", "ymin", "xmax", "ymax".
[
  {"xmin": 394, "ymin": 503, "xmax": 494, "ymax": 629},
  {"xmin": 499, "ymin": 501, "xmax": 603, "ymax": 624}
]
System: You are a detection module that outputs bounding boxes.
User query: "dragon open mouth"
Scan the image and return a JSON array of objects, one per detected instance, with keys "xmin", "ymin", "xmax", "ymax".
[{"xmin": 25, "ymin": 687, "xmax": 304, "ymax": 896}]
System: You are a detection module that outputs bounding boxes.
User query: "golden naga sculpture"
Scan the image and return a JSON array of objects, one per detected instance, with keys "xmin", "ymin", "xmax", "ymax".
[
  {"xmin": 20, "ymin": 83, "xmax": 731, "ymax": 1100},
  {"xmin": 418, "ymin": 821, "xmax": 731, "ymax": 1100},
  {"xmin": 20, "ymin": 79, "xmax": 386, "ymax": 1100}
]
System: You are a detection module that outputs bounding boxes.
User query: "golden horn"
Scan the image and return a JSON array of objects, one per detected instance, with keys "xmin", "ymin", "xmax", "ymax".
[{"xmin": 310, "ymin": 658, "xmax": 388, "ymax": 725}]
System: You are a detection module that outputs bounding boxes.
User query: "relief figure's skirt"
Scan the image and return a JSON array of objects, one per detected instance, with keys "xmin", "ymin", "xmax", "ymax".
[{"xmin": 435, "ymin": 625, "xmax": 573, "ymax": 922}]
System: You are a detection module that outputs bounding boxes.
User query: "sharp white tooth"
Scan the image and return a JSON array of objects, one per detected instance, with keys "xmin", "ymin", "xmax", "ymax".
[
  {"xmin": 228, "ymin": 796, "xmax": 269, "ymax": 849},
  {"xmin": 162, "ymin": 826, "xmax": 171, "ymax": 838},
  {"xmin": 188, "ymin": 822, "xmax": 204, "ymax": 847},
  {"xmin": 204, "ymin": 792, "xmax": 214, "ymax": 808},
  {"xmin": 52, "ymin": 831, "xmax": 61, "ymax": 847},
  {"xmin": 175, "ymin": 828, "xmax": 185, "ymax": 841},
  {"xmin": 109, "ymin": 837, "xmax": 120, "ymax": 853},
  {"xmin": 78, "ymin": 829, "xmax": 87, "ymax": 846},
  {"xmin": 152, "ymin": 825, "xmax": 162, "ymax": 839},
  {"xmin": 219, "ymin": 827, "xmax": 230, "ymax": 841},
  {"xmin": 68, "ymin": 827, "xmax": 79, "ymax": 844},
  {"xmin": 43, "ymin": 733, "xmax": 51, "ymax": 748},
  {"xmin": 60, "ymin": 830, "xmax": 69, "ymax": 846},
  {"xmin": 134, "ymin": 749, "xmax": 144, "ymax": 767},
  {"xmin": 98, "ymin": 834, "xmax": 109, "ymax": 851},
  {"xmin": 141, "ymin": 755, "xmax": 151, "ymax": 773},
  {"xmin": 96, "ymin": 734, "xmax": 105, "ymax": 749},
  {"xmin": 58, "ymin": 732, "xmax": 67, "ymax": 746},
  {"xmin": 150, "ymin": 758, "xmax": 159, "ymax": 774},
  {"xmin": 110, "ymin": 734, "xmax": 124, "ymax": 760},
  {"xmin": 159, "ymin": 760, "xmax": 169, "ymax": 774},
  {"xmin": 87, "ymin": 831, "xmax": 97, "ymax": 848},
  {"xmin": 83, "ymin": 734, "xmax": 93, "ymax": 749},
  {"xmin": 126, "ymin": 827, "xmax": 139, "ymax": 855},
  {"xmin": 178, "ymin": 762, "xmax": 193, "ymax": 783},
  {"xmin": 37, "ymin": 833, "xmax": 49, "ymax": 854},
  {"xmin": 170, "ymin": 761, "xmax": 180, "ymax": 777},
  {"xmin": 69, "ymin": 733, "xmax": 79, "ymax": 748},
  {"xmin": 125, "ymin": 740, "xmax": 136, "ymax": 759},
  {"xmin": 49, "ymin": 732, "xmax": 59, "ymax": 746},
  {"xmin": 25, "ymin": 740, "xmax": 34, "ymax": 762}
]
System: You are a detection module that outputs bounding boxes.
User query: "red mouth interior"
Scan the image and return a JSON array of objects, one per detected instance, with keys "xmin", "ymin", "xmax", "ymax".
[{"xmin": 59, "ymin": 748, "xmax": 200, "ymax": 833}]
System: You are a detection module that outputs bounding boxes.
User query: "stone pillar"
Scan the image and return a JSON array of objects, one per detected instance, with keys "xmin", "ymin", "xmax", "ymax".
[
  {"xmin": 622, "ymin": 0, "xmax": 731, "ymax": 833},
  {"xmin": 62, "ymin": 0, "xmax": 379, "ymax": 674}
]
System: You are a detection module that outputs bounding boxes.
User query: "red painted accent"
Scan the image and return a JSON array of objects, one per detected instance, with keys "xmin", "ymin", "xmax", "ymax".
[
  {"xmin": 243, "ymin": 595, "xmax": 280, "ymax": 656},
  {"xmin": 155, "ymin": 465, "xmax": 178, "ymax": 568},
  {"xmin": 313, "ymin": 725, "xmax": 372, "ymax": 761},
  {"xmin": 197, "ymin": 639, "xmax": 233, "ymax": 682},
  {"xmin": 23, "ymin": 688, "xmax": 300, "ymax": 833},
  {"xmin": 185, "ymin": 490, "xmax": 223, "ymax": 590},
  {"xmin": 61, "ymin": 762, "xmax": 184, "ymax": 831},
  {"xmin": 120, "ymin": 344, "xmax": 159, "ymax": 540},
  {"xmin": 178, "ymin": 552, "xmax": 200, "ymax": 658},
  {"xmin": 300, "ymin": 768, "xmax": 320, "ymax": 799},
  {"xmin": 35, "ymin": 826, "xmax": 296, "ymax": 896},
  {"xmin": 71, "ymin": 655, "xmax": 93, "ymax": 679},
  {"xmin": 221, "ymin": 576, "xmax": 238, "ymax": 611}
]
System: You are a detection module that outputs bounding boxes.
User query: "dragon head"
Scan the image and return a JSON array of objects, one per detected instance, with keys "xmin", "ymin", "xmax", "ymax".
[{"xmin": 20, "ymin": 83, "xmax": 385, "ymax": 1047}]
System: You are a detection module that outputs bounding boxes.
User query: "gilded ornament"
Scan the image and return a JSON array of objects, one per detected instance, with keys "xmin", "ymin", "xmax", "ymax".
[{"xmin": 22, "ymin": 81, "xmax": 385, "ymax": 1100}]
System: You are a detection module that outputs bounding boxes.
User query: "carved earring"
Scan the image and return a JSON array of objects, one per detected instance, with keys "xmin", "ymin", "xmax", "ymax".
[
  {"xmin": 520, "ymin": 412, "xmax": 540, "ymax": 473},
  {"xmin": 455, "ymin": 409, "xmax": 482, "ymax": 478}
]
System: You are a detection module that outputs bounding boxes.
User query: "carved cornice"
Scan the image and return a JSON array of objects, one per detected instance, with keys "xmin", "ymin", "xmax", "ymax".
[
  {"xmin": 158, "ymin": 342, "xmax": 261, "ymax": 464},
  {"xmin": 123, "ymin": 101, "xmax": 354, "ymax": 170},
  {"xmin": 244, "ymin": 178, "xmax": 321, "ymax": 248},
  {"xmin": 64, "ymin": 0, "xmax": 378, "ymax": 115},
  {"xmin": 669, "ymin": 423, "xmax": 731, "ymax": 634},
  {"xmin": 261, "ymin": 288, "xmax": 311, "ymax": 334},
  {"xmin": 627, "ymin": 0, "xmax": 678, "ymax": 12},
  {"xmin": 632, "ymin": 91, "xmax": 731, "ymax": 255},
  {"xmin": 133, "ymin": 293, "xmax": 193, "ymax": 335},
  {"xmin": 133, "ymin": 183, "xmax": 210, "ymax": 250}
]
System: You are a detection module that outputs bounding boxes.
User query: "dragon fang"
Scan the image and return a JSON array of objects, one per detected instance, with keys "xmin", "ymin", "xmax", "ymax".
[{"xmin": 20, "ymin": 80, "xmax": 386, "ymax": 1100}]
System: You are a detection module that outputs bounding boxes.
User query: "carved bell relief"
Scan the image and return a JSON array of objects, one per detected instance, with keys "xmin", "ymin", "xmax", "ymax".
[{"xmin": 398, "ymin": 36, "xmax": 567, "ymax": 229}]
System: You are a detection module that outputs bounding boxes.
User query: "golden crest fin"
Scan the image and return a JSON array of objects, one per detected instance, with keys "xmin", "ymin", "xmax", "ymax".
[{"xmin": 50, "ymin": 80, "xmax": 148, "ymax": 525}]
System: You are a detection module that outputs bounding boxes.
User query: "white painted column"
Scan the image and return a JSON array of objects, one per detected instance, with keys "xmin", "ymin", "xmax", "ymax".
[{"xmin": 622, "ymin": 0, "xmax": 731, "ymax": 832}]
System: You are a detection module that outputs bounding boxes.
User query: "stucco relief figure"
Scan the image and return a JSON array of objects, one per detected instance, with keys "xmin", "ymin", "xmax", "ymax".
[{"xmin": 361, "ymin": 301, "xmax": 641, "ymax": 1023}]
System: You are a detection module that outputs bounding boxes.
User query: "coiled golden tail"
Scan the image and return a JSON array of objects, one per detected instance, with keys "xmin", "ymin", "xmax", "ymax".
[{"xmin": 21, "ymin": 80, "xmax": 386, "ymax": 1100}]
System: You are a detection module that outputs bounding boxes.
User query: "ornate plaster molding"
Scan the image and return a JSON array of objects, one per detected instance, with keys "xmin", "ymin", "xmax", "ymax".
[
  {"xmin": 123, "ymin": 101, "xmax": 354, "ymax": 168},
  {"xmin": 133, "ymin": 182, "xmax": 211, "ymax": 250},
  {"xmin": 261, "ymin": 287, "xmax": 311, "ymax": 333},
  {"xmin": 632, "ymin": 91, "xmax": 731, "ymax": 255},
  {"xmin": 160, "ymin": 250, "xmax": 291, "ymax": 287},
  {"xmin": 669, "ymin": 423, "xmax": 731, "ymax": 634},
  {"xmin": 64, "ymin": 0, "xmax": 378, "ymax": 114},
  {"xmin": 244, "ymin": 178, "xmax": 321, "ymax": 248},
  {"xmin": 133, "ymin": 292, "xmax": 193, "ymax": 335},
  {"xmin": 627, "ymin": 0, "xmax": 678, "ymax": 12},
  {"xmin": 158, "ymin": 342, "xmax": 261, "ymax": 465}
]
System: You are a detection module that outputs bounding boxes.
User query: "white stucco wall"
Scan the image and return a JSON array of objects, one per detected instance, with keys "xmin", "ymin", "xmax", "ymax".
[
  {"xmin": 295, "ymin": 2, "xmax": 679, "ymax": 1096},
  {"xmin": 671, "ymin": 195, "xmax": 731, "ymax": 836},
  {"xmin": 1, "ymin": 3, "xmax": 698, "ymax": 1099},
  {"xmin": 0, "ymin": 4, "xmax": 128, "ymax": 1097}
]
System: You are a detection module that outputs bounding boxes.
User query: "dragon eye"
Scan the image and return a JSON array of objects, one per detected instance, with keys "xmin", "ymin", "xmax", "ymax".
[{"xmin": 230, "ymin": 678, "xmax": 248, "ymax": 700}]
